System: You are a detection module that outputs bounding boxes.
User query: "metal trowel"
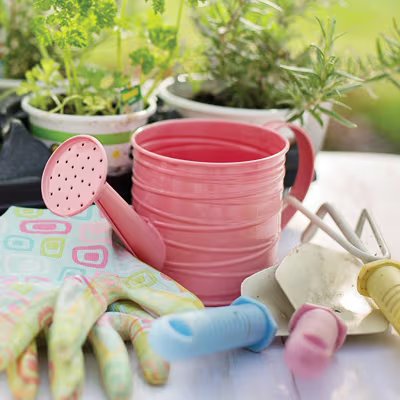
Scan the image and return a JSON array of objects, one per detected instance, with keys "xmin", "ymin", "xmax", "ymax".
[
  {"xmin": 242, "ymin": 243, "xmax": 388, "ymax": 377},
  {"xmin": 243, "ymin": 243, "xmax": 388, "ymax": 336}
]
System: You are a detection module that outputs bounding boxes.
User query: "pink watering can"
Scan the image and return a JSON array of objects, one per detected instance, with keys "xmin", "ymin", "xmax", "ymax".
[{"xmin": 41, "ymin": 119, "xmax": 315, "ymax": 305}]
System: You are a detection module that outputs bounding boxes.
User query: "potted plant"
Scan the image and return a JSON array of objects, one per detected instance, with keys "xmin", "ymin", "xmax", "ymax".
[
  {"xmin": 158, "ymin": 0, "xmax": 391, "ymax": 153},
  {"xmin": 18, "ymin": 0, "xmax": 202, "ymax": 176}
]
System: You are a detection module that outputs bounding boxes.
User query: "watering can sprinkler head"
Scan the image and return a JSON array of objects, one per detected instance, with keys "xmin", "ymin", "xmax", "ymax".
[{"xmin": 41, "ymin": 135, "xmax": 166, "ymax": 269}]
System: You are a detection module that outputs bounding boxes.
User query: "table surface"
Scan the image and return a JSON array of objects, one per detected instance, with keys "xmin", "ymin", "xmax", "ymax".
[{"xmin": 1, "ymin": 151, "xmax": 400, "ymax": 400}]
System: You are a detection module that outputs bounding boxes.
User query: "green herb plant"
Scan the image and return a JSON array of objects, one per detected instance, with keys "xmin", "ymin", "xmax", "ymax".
[
  {"xmin": 129, "ymin": 0, "xmax": 204, "ymax": 106},
  {"xmin": 17, "ymin": 0, "xmax": 203, "ymax": 116},
  {"xmin": 279, "ymin": 18, "xmax": 363, "ymax": 128},
  {"xmin": 193, "ymin": 0, "xmax": 397, "ymax": 127},
  {"xmin": 18, "ymin": 0, "xmax": 121, "ymax": 115}
]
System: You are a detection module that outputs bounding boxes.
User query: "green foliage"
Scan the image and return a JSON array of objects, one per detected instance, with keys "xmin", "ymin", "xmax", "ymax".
[
  {"xmin": 18, "ymin": 58, "xmax": 62, "ymax": 110},
  {"xmin": 280, "ymin": 18, "xmax": 363, "ymax": 127},
  {"xmin": 0, "ymin": 0, "xmax": 43, "ymax": 79},
  {"xmin": 129, "ymin": 14, "xmax": 178, "ymax": 102},
  {"xmin": 193, "ymin": 0, "xmax": 396, "ymax": 127},
  {"xmin": 146, "ymin": 0, "xmax": 165, "ymax": 15},
  {"xmin": 130, "ymin": 47, "xmax": 155, "ymax": 75},
  {"xmin": 17, "ymin": 0, "xmax": 120, "ymax": 115},
  {"xmin": 374, "ymin": 19, "xmax": 400, "ymax": 89},
  {"xmin": 18, "ymin": 0, "xmax": 203, "ymax": 115},
  {"xmin": 32, "ymin": 0, "xmax": 117, "ymax": 49},
  {"xmin": 129, "ymin": 0, "xmax": 205, "ymax": 104},
  {"xmin": 19, "ymin": 57, "xmax": 131, "ymax": 115},
  {"xmin": 149, "ymin": 26, "xmax": 177, "ymax": 50},
  {"xmin": 0, "ymin": 0, "xmax": 7, "ymax": 26}
]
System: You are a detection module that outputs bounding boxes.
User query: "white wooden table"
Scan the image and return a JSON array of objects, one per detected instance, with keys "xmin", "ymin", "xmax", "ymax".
[{"xmin": 2, "ymin": 151, "xmax": 400, "ymax": 400}]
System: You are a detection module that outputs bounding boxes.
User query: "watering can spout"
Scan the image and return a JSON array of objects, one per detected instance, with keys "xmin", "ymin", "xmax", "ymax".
[
  {"xmin": 40, "ymin": 134, "xmax": 166, "ymax": 271},
  {"xmin": 97, "ymin": 183, "xmax": 166, "ymax": 269}
]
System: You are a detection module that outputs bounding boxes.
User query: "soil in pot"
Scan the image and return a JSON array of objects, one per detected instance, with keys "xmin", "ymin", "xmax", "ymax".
[{"xmin": 192, "ymin": 89, "xmax": 291, "ymax": 110}]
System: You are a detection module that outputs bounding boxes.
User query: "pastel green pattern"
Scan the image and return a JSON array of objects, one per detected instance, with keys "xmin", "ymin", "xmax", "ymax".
[{"xmin": 40, "ymin": 237, "xmax": 66, "ymax": 258}]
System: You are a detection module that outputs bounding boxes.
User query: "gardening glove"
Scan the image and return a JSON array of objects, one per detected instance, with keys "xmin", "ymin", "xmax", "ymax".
[
  {"xmin": 0, "ymin": 275, "xmax": 199, "ymax": 400},
  {"xmin": 0, "ymin": 205, "xmax": 203, "ymax": 400},
  {"xmin": 88, "ymin": 302, "xmax": 175, "ymax": 400},
  {"xmin": 49, "ymin": 271, "xmax": 202, "ymax": 400},
  {"xmin": 0, "ymin": 281, "xmax": 57, "ymax": 400},
  {"xmin": 7, "ymin": 341, "xmax": 40, "ymax": 400}
]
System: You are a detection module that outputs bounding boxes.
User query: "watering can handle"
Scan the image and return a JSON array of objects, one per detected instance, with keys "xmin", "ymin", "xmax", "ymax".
[{"xmin": 264, "ymin": 122, "xmax": 315, "ymax": 229}]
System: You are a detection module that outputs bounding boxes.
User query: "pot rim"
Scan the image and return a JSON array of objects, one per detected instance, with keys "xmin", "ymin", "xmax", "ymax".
[
  {"xmin": 21, "ymin": 94, "xmax": 157, "ymax": 123},
  {"xmin": 158, "ymin": 74, "xmax": 290, "ymax": 116},
  {"xmin": 0, "ymin": 78, "xmax": 23, "ymax": 90},
  {"xmin": 132, "ymin": 118, "xmax": 290, "ymax": 168}
]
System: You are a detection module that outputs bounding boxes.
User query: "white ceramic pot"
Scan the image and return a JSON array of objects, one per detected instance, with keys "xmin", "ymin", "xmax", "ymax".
[
  {"xmin": 158, "ymin": 76, "xmax": 331, "ymax": 153},
  {"xmin": 22, "ymin": 96, "xmax": 156, "ymax": 176}
]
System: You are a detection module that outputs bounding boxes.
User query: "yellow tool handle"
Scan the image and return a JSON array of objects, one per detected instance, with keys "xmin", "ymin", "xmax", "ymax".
[{"xmin": 358, "ymin": 260, "xmax": 400, "ymax": 334}]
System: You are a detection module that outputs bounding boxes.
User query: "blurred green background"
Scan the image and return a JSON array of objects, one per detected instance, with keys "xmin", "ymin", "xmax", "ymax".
[
  {"xmin": 90, "ymin": 0, "xmax": 400, "ymax": 153},
  {"xmin": 304, "ymin": 0, "xmax": 400, "ymax": 153}
]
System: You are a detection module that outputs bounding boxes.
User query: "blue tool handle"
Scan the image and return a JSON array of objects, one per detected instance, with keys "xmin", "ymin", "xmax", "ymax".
[{"xmin": 149, "ymin": 296, "xmax": 277, "ymax": 361}]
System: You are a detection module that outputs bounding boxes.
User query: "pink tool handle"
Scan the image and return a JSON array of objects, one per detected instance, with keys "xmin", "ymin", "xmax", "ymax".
[
  {"xmin": 264, "ymin": 121, "xmax": 315, "ymax": 229},
  {"xmin": 96, "ymin": 183, "xmax": 166, "ymax": 270},
  {"xmin": 284, "ymin": 304, "xmax": 347, "ymax": 378}
]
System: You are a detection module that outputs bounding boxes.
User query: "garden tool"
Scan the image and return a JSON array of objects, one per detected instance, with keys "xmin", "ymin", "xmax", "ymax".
[
  {"xmin": 0, "ymin": 205, "xmax": 202, "ymax": 400},
  {"xmin": 149, "ymin": 295, "xmax": 278, "ymax": 361},
  {"xmin": 289, "ymin": 196, "xmax": 400, "ymax": 335},
  {"xmin": 148, "ymin": 245, "xmax": 351, "ymax": 377},
  {"xmin": 242, "ymin": 242, "xmax": 387, "ymax": 378},
  {"xmin": 148, "ymin": 197, "xmax": 389, "ymax": 378}
]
